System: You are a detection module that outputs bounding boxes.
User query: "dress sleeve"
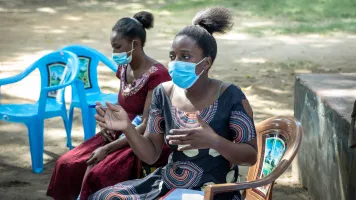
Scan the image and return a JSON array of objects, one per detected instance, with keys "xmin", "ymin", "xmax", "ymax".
[
  {"xmin": 229, "ymin": 88, "xmax": 256, "ymax": 143},
  {"xmin": 147, "ymin": 65, "xmax": 171, "ymax": 91},
  {"xmin": 147, "ymin": 86, "xmax": 165, "ymax": 134}
]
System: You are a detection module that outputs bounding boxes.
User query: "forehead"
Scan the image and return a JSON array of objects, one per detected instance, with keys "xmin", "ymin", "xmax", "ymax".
[
  {"xmin": 110, "ymin": 31, "xmax": 128, "ymax": 43},
  {"xmin": 171, "ymin": 35, "xmax": 200, "ymax": 52}
]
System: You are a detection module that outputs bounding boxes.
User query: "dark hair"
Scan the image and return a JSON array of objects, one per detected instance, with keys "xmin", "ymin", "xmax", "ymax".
[
  {"xmin": 175, "ymin": 7, "xmax": 233, "ymax": 62},
  {"xmin": 112, "ymin": 11, "xmax": 154, "ymax": 47}
]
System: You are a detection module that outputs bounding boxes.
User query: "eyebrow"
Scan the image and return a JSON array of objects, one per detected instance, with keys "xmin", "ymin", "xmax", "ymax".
[
  {"xmin": 180, "ymin": 49, "xmax": 191, "ymax": 52},
  {"xmin": 169, "ymin": 49, "xmax": 192, "ymax": 53}
]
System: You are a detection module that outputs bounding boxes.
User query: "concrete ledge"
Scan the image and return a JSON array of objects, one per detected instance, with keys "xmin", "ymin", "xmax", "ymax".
[{"xmin": 294, "ymin": 73, "xmax": 356, "ymax": 200}]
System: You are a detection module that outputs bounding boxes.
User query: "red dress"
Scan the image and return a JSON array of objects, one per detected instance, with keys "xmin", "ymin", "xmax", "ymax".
[{"xmin": 47, "ymin": 63, "xmax": 172, "ymax": 200}]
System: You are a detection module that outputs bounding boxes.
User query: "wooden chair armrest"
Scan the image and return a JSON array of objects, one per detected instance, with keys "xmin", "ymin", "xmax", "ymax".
[{"xmin": 204, "ymin": 160, "xmax": 290, "ymax": 200}]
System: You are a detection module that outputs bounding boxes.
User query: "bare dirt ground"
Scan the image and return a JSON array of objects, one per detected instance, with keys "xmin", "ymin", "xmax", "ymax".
[{"xmin": 0, "ymin": 1, "xmax": 355, "ymax": 199}]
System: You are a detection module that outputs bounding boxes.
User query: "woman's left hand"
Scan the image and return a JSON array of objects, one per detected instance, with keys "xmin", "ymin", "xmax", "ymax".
[{"xmin": 166, "ymin": 113, "xmax": 220, "ymax": 151}]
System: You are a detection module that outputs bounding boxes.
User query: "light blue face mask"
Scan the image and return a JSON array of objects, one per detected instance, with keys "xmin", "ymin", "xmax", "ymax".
[
  {"xmin": 112, "ymin": 40, "xmax": 135, "ymax": 65},
  {"xmin": 168, "ymin": 58, "xmax": 206, "ymax": 89}
]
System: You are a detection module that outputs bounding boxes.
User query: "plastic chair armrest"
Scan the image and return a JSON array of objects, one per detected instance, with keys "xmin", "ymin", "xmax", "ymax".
[
  {"xmin": 204, "ymin": 160, "xmax": 290, "ymax": 200},
  {"xmin": 42, "ymin": 82, "xmax": 72, "ymax": 92},
  {"xmin": 0, "ymin": 72, "xmax": 30, "ymax": 86},
  {"xmin": 0, "ymin": 63, "xmax": 37, "ymax": 86},
  {"xmin": 100, "ymin": 56, "xmax": 117, "ymax": 72}
]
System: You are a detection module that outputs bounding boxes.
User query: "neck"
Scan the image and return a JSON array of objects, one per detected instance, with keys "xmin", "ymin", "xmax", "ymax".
[
  {"xmin": 185, "ymin": 75, "xmax": 211, "ymax": 99},
  {"xmin": 130, "ymin": 49, "xmax": 146, "ymax": 71}
]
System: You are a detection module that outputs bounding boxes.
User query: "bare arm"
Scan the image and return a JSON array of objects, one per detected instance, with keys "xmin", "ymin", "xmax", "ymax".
[
  {"xmin": 122, "ymin": 124, "xmax": 164, "ymax": 165},
  {"xmin": 214, "ymin": 136, "xmax": 257, "ymax": 166},
  {"xmin": 96, "ymin": 88, "xmax": 166, "ymax": 165},
  {"xmin": 214, "ymin": 99, "xmax": 257, "ymax": 165}
]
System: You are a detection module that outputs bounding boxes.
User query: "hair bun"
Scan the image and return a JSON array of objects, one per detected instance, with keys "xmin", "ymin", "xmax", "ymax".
[
  {"xmin": 133, "ymin": 11, "xmax": 154, "ymax": 29},
  {"xmin": 192, "ymin": 7, "xmax": 233, "ymax": 35}
]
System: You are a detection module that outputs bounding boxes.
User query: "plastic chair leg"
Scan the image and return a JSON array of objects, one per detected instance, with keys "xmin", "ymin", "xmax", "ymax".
[
  {"xmin": 26, "ymin": 120, "xmax": 44, "ymax": 173},
  {"xmin": 68, "ymin": 105, "xmax": 75, "ymax": 135},
  {"xmin": 89, "ymin": 107, "xmax": 97, "ymax": 136},
  {"xmin": 81, "ymin": 106, "xmax": 96, "ymax": 141},
  {"xmin": 62, "ymin": 113, "xmax": 73, "ymax": 149}
]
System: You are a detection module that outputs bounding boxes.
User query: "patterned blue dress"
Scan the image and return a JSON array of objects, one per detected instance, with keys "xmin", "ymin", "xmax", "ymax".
[{"xmin": 89, "ymin": 84, "xmax": 256, "ymax": 200}]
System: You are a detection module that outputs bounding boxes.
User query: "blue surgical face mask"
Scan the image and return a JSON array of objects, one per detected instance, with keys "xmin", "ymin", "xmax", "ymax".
[
  {"xmin": 168, "ymin": 58, "xmax": 206, "ymax": 89},
  {"xmin": 112, "ymin": 40, "xmax": 135, "ymax": 65}
]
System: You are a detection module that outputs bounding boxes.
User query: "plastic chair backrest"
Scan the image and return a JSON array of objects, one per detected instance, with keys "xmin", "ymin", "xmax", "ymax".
[
  {"xmin": 61, "ymin": 45, "xmax": 117, "ymax": 95},
  {"xmin": 244, "ymin": 116, "xmax": 303, "ymax": 200},
  {"xmin": 35, "ymin": 50, "xmax": 79, "ymax": 101},
  {"xmin": 37, "ymin": 51, "xmax": 79, "ymax": 99},
  {"xmin": 0, "ymin": 50, "xmax": 79, "ymax": 116}
]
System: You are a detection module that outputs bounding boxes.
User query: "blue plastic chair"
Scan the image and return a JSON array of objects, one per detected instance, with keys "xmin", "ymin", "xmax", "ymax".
[
  {"xmin": 61, "ymin": 45, "xmax": 118, "ymax": 141},
  {"xmin": 0, "ymin": 50, "xmax": 80, "ymax": 173}
]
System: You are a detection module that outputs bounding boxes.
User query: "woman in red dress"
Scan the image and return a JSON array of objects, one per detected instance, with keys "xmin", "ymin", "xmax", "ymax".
[{"xmin": 47, "ymin": 11, "xmax": 171, "ymax": 200}]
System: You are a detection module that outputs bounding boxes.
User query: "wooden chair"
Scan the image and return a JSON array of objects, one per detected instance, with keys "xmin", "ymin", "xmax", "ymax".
[{"xmin": 204, "ymin": 116, "xmax": 303, "ymax": 200}]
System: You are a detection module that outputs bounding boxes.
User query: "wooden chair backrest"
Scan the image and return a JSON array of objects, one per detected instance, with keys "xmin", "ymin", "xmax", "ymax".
[{"xmin": 244, "ymin": 116, "xmax": 303, "ymax": 200}]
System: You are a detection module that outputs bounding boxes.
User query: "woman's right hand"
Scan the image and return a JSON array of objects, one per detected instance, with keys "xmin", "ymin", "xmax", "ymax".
[
  {"xmin": 95, "ymin": 102, "xmax": 116, "ymax": 143},
  {"xmin": 95, "ymin": 102, "xmax": 132, "ymax": 132}
]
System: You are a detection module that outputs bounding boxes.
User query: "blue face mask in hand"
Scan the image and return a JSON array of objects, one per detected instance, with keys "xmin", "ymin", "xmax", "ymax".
[
  {"xmin": 112, "ymin": 40, "xmax": 135, "ymax": 65},
  {"xmin": 168, "ymin": 58, "xmax": 206, "ymax": 89}
]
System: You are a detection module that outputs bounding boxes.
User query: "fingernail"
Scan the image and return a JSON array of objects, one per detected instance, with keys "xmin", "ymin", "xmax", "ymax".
[{"xmin": 169, "ymin": 130, "xmax": 173, "ymax": 134}]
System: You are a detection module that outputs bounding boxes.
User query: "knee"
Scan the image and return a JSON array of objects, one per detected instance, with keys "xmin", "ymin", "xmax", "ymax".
[
  {"xmin": 55, "ymin": 153, "xmax": 72, "ymax": 167},
  {"xmin": 85, "ymin": 164, "xmax": 101, "ymax": 180}
]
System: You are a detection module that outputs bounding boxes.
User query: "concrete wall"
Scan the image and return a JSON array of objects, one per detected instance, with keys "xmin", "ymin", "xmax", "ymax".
[{"xmin": 294, "ymin": 74, "xmax": 356, "ymax": 200}]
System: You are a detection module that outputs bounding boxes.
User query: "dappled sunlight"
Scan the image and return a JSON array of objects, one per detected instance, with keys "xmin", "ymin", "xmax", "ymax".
[
  {"xmin": 255, "ymin": 86, "xmax": 290, "ymax": 95},
  {"xmin": 248, "ymin": 93, "xmax": 294, "ymax": 118},
  {"xmin": 0, "ymin": 8, "xmax": 32, "ymax": 13},
  {"xmin": 63, "ymin": 15, "xmax": 83, "ymax": 21},
  {"xmin": 146, "ymin": 0, "xmax": 168, "ymax": 6},
  {"xmin": 0, "ymin": 73, "xmax": 40, "ymax": 102},
  {"xmin": 215, "ymin": 32, "xmax": 355, "ymax": 70},
  {"xmin": 294, "ymin": 69, "xmax": 312, "ymax": 74},
  {"xmin": 0, "ymin": 50, "xmax": 56, "ymax": 102},
  {"xmin": 238, "ymin": 57, "xmax": 267, "ymax": 64},
  {"xmin": 241, "ymin": 21, "xmax": 276, "ymax": 28},
  {"xmin": 36, "ymin": 7, "xmax": 56, "ymax": 14},
  {"xmin": 10, "ymin": 50, "xmax": 53, "ymax": 68},
  {"xmin": 215, "ymin": 33, "xmax": 251, "ymax": 40},
  {"xmin": 80, "ymin": 39, "xmax": 99, "ymax": 44},
  {"xmin": 157, "ymin": 10, "xmax": 172, "ymax": 16},
  {"xmin": 318, "ymin": 89, "xmax": 356, "ymax": 98},
  {"xmin": 97, "ymin": 66, "xmax": 120, "ymax": 93},
  {"xmin": 33, "ymin": 28, "xmax": 66, "ymax": 34},
  {"xmin": 79, "ymin": 0, "xmax": 100, "ymax": 7},
  {"xmin": 114, "ymin": 3, "xmax": 146, "ymax": 12},
  {"xmin": 275, "ymin": 35, "xmax": 342, "ymax": 45},
  {"xmin": 309, "ymin": 43, "xmax": 328, "ymax": 48},
  {"xmin": 0, "ymin": 115, "xmax": 86, "ymax": 168},
  {"xmin": 0, "ymin": 7, "xmax": 7, "ymax": 12}
]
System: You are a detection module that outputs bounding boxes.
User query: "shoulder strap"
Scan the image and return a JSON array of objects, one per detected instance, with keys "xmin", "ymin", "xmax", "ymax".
[
  {"xmin": 161, "ymin": 82, "xmax": 175, "ymax": 100},
  {"xmin": 169, "ymin": 83, "xmax": 175, "ymax": 100},
  {"xmin": 216, "ymin": 82, "xmax": 225, "ymax": 100}
]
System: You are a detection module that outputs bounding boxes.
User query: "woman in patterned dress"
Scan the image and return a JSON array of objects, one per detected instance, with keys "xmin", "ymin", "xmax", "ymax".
[
  {"xmin": 92, "ymin": 7, "xmax": 258, "ymax": 200},
  {"xmin": 47, "ymin": 11, "xmax": 172, "ymax": 200}
]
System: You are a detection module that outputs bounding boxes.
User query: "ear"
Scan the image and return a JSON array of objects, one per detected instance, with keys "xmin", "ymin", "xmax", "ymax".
[
  {"xmin": 132, "ymin": 39, "xmax": 142, "ymax": 49},
  {"xmin": 204, "ymin": 57, "xmax": 213, "ymax": 71}
]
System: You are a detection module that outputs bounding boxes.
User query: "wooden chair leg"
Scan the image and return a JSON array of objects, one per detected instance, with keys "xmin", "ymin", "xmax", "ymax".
[{"xmin": 267, "ymin": 182, "xmax": 274, "ymax": 200}]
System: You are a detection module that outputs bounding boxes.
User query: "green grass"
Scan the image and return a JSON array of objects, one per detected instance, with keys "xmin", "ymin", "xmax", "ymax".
[
  {"xmin": 151, "ymin": 0, "xmax": 356, "ymax": 34},
  {"xmin": 246, "ymin": 20, "xmax": 356, "ymax": 35}
]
